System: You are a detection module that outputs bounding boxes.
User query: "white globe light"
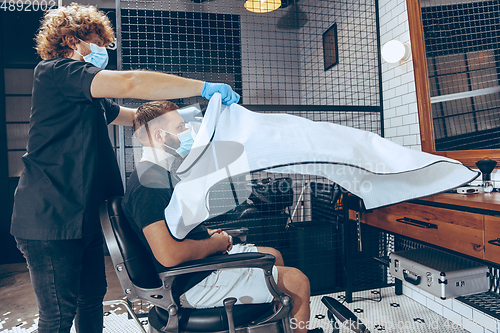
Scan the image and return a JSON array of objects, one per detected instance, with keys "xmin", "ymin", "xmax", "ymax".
[{"xmin": 381, "ymin": 40, "xmax": 408, "ymax": 64}]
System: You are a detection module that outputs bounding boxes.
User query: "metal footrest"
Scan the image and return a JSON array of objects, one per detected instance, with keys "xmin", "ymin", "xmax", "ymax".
[{"xmin": 321, "ymin": 296, "xmax": 370, "ymax": 333}]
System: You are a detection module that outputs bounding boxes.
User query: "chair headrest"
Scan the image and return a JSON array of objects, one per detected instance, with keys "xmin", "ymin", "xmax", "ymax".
[
  {"xmin": 343, "ymin": 195, "xmax": 366, "ymax": 213},
  {"xmin": 104, "ymin": 196, "xmax": 162, "ymax": 289}
]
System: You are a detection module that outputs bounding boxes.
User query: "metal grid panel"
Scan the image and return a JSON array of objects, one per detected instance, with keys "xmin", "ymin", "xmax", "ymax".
[
  {"xmin": 118, "ymin": 0, "xmax": 383, "ymax": 178},
  {"xmin": 117, "ymin": 0, "xmax": 382, "ymax": 294},
  {"xmin": 458, "ymin": 292, "xmax": 500, "ymax": 320},
  {"xmin": 121, "ymin": 8, "xmax": 242, "ymax": 96},
  {"xmin": 347, "ymin": 223, "xmax": 391, "ymax": 291},
  {"xmin": 422, "ymin": 0, "xmax": 500, "ymax": 151},
  {"xmin": 118, "ymin": 0, "xmax": 380, "ymax": 107},
  {"xmin": 257, "ymin": 109, "xmax": 382, "ymax": 133}
]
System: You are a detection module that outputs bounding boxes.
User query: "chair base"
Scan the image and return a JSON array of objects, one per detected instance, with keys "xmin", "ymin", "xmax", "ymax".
[
  {"xmin": 148, "ymin": 303, "xmax": 277, "ymax": 333},
  {"xmin": 148, "ymin": 321, "xmax": 283, "ymax": 333}
]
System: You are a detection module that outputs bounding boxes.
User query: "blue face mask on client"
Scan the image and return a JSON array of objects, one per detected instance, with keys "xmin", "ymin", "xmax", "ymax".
[
  {"xmin": 161, "ymin": 129, "xmax": 194, "ymax": 158},
  {"xmin": 74, "ymin": 38, "xmax": 109, "ymax": 69}
]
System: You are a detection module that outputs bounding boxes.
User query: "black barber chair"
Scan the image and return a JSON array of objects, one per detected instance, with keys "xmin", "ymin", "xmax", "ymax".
[
  {"xmin": 99, "ymin": 196, "xmax": 293, "ymax": 333},
  {"xmin": 205, "ymin": 177, "xmax": 294, "ymax": 249}
]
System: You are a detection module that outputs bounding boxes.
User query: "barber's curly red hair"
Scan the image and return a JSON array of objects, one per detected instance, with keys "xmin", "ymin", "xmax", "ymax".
[{"xmin": 35, "ymin": 3, "xmax": 115, "ymax": 60}]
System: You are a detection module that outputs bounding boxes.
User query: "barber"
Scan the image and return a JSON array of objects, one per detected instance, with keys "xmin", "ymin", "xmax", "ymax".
[{"xmin": 10, "ymin": 3, "xmax": 239, "ymax": 333}]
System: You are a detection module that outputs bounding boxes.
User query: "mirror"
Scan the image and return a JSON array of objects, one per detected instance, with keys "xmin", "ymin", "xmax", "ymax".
[{"xmin": 406, "ymin": 0, "xmax": 500, "ymax": 168}]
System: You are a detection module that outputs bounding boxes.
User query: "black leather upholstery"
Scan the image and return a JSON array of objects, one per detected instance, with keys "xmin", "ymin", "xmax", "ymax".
[
  {"xmin": 150, "ymin": 303, "xmax": 274, "ymax": 332},
  {"xmin": 250, "ymin": 177, "xmax": 293, "ymax": 213},
  {"xmin": 105, "ymin": 198, "xmax": 162, "ymax": 289},
  {"xmin": 343, "ymin": 195, "xmax": 367, "ymax": 213}
]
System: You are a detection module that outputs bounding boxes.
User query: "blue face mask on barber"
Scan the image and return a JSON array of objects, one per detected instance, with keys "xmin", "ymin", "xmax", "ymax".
[
  {"xmin": 161, "ymin": 129, "xmax": 194, "ymax": 158},
  {"xmin": 75, "ymin": 38, "xmax": 109, "ymax": 69}
]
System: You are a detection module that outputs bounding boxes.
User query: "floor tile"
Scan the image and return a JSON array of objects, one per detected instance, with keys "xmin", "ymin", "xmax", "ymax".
[{"xmin": 308, "ymin": 288, "xmax": 471, "ymax": 332}]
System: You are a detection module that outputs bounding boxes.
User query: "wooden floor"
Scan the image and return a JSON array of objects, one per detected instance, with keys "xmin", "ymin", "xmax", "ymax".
[{"xmin": 0, "ymin": 256, "xmax": 125, "ymax": 331}]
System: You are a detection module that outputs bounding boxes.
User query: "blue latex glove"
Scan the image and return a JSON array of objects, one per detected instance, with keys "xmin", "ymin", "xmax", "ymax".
[{"xmin": 201, "ymin": 82, "xmax": 240, "ymax": 105}]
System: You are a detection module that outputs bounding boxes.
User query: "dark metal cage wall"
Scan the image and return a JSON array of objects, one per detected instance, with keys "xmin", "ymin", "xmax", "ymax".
[
  {"xmin": 117, "ymin": 0, "xmax": 381, "ymax": 108},
  {"xmin": 117, "ymin": 0, "xmax": 383, "ymax": 294}
]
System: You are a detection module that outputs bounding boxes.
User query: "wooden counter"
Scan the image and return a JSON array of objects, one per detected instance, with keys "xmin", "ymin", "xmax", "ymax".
[
  {"xmin": 350, "ymin": 192, "xmax": 500, "ymax": 266},
  {"xmin": 415, "ymin": 192, "xmax": 500, "ymax": 214}
]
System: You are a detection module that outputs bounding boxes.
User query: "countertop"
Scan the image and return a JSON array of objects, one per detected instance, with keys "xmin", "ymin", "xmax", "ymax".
[{"xmin": 412, "ymin": 191, "xmax": 500, "ymax": 216}]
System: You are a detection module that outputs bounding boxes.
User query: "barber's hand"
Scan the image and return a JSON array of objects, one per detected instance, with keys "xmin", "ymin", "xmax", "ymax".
[{"xmin": 201, "ymin": 82, "xmax": 240, "ymax": 105}]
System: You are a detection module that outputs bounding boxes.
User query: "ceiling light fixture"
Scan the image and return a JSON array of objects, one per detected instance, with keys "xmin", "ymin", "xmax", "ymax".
[{"xmin": 244, "ymin": 0, "xmax": 281, "ymax": 13}]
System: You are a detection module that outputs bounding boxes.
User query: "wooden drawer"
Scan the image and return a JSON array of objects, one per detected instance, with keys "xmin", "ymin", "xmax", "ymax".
[
  {"xmin": 484, "ymin": 215, "xmax": 500, "ymax": 264},
  {"xmin": 355, "ymin": 202, "xmax": 484, "ymax": 259}
]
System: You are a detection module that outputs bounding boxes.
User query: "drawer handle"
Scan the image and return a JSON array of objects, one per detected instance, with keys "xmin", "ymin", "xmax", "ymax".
[
  {"xmin": 488, "ymin": 238, "xmax": 500, "ymax": 247},
  {"xmin": 403, "ymin": 269, "xmax": 421, "ymax": 286},
  {"xmin": 396, "ymin": 217, "xmax": 438, "ymax": 229}
]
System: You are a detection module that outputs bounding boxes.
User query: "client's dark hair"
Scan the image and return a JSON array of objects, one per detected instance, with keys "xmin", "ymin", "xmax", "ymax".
[{"xmin": 133, "ymin": 101, "xmax": 178, "ymax": 145}]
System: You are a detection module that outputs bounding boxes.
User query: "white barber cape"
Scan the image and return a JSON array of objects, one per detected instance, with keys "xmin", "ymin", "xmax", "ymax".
[{"xmin": 165, "ymin": 93, "xmax": 479, "ymax": 240}]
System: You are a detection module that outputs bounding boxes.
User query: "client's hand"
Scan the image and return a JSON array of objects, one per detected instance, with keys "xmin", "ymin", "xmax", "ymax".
[
  {"xmin": 220, "ymin": 230, "xmax": 233, "ymax": 253},
  {"xmin": 207, "ymin": 228, "xmax": 221, "ymax": 236},
  {"xmin": 210, "ymin": 229, "xmax": 233, "ymax": 254}
]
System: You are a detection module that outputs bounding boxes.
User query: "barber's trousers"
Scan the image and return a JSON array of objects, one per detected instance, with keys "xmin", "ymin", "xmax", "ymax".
[{"xmin": 16, "ymin": 231, "xmax": 107, "ymax": 333}]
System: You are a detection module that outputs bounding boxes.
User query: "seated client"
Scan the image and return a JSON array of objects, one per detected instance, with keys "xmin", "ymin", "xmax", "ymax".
[{"xmin": 121, "ymin": 100, "xmax": 323, "ymax": 333}]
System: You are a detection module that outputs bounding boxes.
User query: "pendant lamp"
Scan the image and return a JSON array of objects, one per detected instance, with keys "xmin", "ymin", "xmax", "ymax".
[{"xmin": 244, "ymin": 0, "xmax": 281, "ymax": 13}]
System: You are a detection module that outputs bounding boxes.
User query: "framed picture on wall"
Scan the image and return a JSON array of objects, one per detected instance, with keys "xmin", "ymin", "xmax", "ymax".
[{"xmin": 323, "ymin": 23, "xmax": 338, "ymax": 71}]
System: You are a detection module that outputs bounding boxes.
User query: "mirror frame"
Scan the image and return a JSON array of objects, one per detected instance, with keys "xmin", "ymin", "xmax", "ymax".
[{"xmin": 406, "ymin": 0, "xmax": 500, "ymax": 169}]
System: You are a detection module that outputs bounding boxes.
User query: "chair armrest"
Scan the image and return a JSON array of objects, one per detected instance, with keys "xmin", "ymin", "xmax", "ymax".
[
  {"xmin": 219, "ymin": 227, "xmax": 248, "ymax": 243},
  {"xmin": 158, "ymin": 252, "xmax": 293, "ymax": 330},
  {"xmin": 130, "ymin": 254, "xmax": 274, "ymax": 323},
  {"xmin": 159, "ymin": 252, "xmax": 292, "ymax": 308},
  {"xmin": 159, "ymin": 252, "xmax": 275, "ymax": 277}
]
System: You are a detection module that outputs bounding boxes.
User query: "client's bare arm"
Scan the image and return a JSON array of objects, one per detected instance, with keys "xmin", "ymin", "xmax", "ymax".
[{"xmin": 143, "ymin": 220, "xmax": 232, "ymax": 268}]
